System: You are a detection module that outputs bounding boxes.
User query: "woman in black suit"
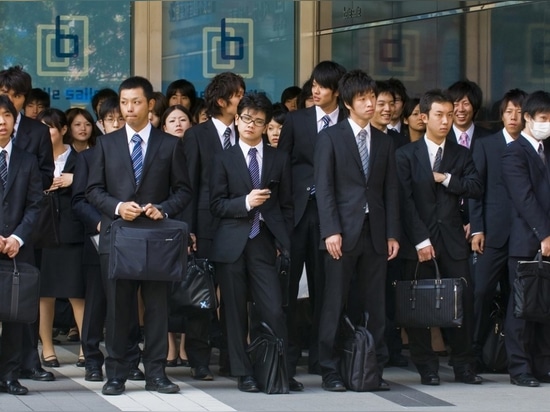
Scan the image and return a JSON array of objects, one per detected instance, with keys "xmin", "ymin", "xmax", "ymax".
[{"xmin": 36, "ymin": 109, "xmax": 86, "ymax": 367}]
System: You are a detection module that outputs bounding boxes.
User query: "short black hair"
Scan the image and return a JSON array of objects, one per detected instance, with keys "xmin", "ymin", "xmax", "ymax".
[
  {"xmin": 0, "ymin": 95, "xmax": 18, "ymax": 120},
  {"xmin": 271, "ymin": 102, "xmax": 287, "ymax": 125},
  {"xmin": 37, "ymin": 108, "xmax": 67, "ymax": 133},
  {"xmin": 91, "ymin": 88, "xmax": 118, "ymax": 117},
  {"xmin": 499, "ymin": 88, "xmax": 528, "ymax": 118},
  {"xmin": 387, "ymin": 77, "xmax": 409, "ymax": 103},
  {"xmin": 310, "ymin": 61, "xmax": 347, "ymax": 91},
  {"xmin": 166, "ymin": 79, "xmax": 197, "ymax": 109},
  {"xmin": 204, "ymin": 72, "xmax": 246, "ymax": 117},
  {"xmin": 297, "ymin": 79, "xmax": 313, "ymax": 109},
  {"xmin": 25, "ymin": 88, "xmax": 50, "ymax": 108},
  {"xmin": 338, "ymin": 70, "xmax": 377, "ymax": 108},
  {"xmin": 0, "ymin": 65, "xmax": 32, "ymax": 100},
  {"xmin": 522, "ymin": 90, "xmax": 550, "ymax": 119},
  {"xmin": 237, "ymin": 92, "xmax": 273, "ymax": 123},
  {"xmin": 375, "ymin": 80, "xmax": 395, "ymax": 100},
  {"xmin": 403, "ymin": 97, "xmax": 421, "ymax": 119},
  {"xmin": 447, "ymin": 79, "xmax": 483, "ymax": 115},
  {"xmin": 119, "ymin": 76, "xmax": 154, "ymax": 102},
  {"xmin": 160, "ymin": 104, "xmax": 194, "ymax": 129},
  {"xmin": 98, "ymin": 96, "xmax": 121, "ymax": 120},
  {"xmin": 280, "ymin": 86, "xmax": 301, "ymax": 105},
  {"xmin": 419, "ymin": 89, "xmax": 454, "ymax": 115},
  {"xmin": 191, "ymin": 97, "xmax": 208, "ymax": 124}
]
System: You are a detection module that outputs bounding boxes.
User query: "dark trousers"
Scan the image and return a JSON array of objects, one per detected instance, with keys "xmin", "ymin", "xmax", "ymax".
[
  {"xmin": 286, "ymin": 198, "xmax": 325, "ymax": 376},
  {"xmin": 472, "ymin": 244, "xmax": 509, "ymax": 354},
  {"xmin": 215, "ymin": 226, "xmax": 287, "ymax": 377},
  {"xmin": 403, "ymin": 246, "xmax": 475, "ymax": 375},
  {"xmin": 504, "ymin": 257, "xmax": 550, "ymax": 377},
  {"xmin": 0, "ymin": 322, "xmax": 24, "ymax": 380},
  {"xmin": 100, "ymin": 255, "xmax": 168, "ymax": 380},
  {"xmin": 318, "ymin": 216, "xmax": 388, "ymax": 379}
]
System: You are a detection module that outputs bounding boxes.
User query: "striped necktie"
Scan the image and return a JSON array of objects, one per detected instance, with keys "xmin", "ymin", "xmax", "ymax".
[
  {"xmin": 223, "ymin": 127, "xmax": 231, "ymax": 150},
  {"xmin": 321, "ymin": 115, "xmax": 330, "ymax": 130},
  {"xmin": 538, "ymin": 142, "xmax": 546, "ymax": 165},
  {"xmin": 433, "ymin": 147, "xmax": 442, "ymax": 172},
  {"xmin": 248, "ymin": 148, "xmax": 261, "ymax": 238},
  {"xmin": 357, "ymin": 129, "xmax": 369, "ymax": 180},
  {"xmin": 131, "ymin": 134, "xmax": 143, "ymax": 186},
  {"xmin": 0, "ymin": 150, "xmax": 7, "ymax": 189}
]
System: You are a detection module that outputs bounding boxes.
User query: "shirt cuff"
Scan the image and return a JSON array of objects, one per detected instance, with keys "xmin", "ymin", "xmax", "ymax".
[
  {"xmin": 415, "ymin": 238, "xmax": 431, "ymax": 251},
  {"xmin": 245, "ymin": 195, "xmax": 252, "ymax": 211},
  {"xmin": 10, "ymin": 234, "xmax": 23, "ymax": 247},
  {"xmin": 115, "ymin": 202, "xmax": 123, "ymax": 216},
  {"xmin": 441, "ymin": 173, "xmax": 451, "ymax": 187}
]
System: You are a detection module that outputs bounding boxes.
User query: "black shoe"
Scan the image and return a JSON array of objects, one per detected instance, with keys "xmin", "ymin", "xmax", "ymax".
[
  {"xmin": 41, "ymin": 353, "xmax": 60, "ymax": 368},
  {"xmin": 377, "ymin": 378, "xmax": 391, "ymax": 391},
  {"xmin": 76, "ymin": 357, "xmax": 86, "ymax": 367},
  {"xmin": 322, "ymin": 374, "xmax": 346, "ymax": 392},
  {"xmin": 128, "ymin": 367, "xmax": 145, "ymax": 381},
  {"xmin": 455, "ymin": 370, "xmax": 483, "ymax": 384},
  {"xmin": 145, "ymin": 377, "xmax": 180, "ymax": 393},
  {"xmin": 102, "ymin": 378, "xmax": 126, "ymax": 395},
  {"xmin": 535, "ymin": 372, "xmax": 550, "ymax": 383},
  {"xmin": 85, "ymin": 368, "xmax": 104, "ymax": 382},
  {"xmin": 238, "ymin": 375, "xmax": 260, "ymax": 393},
  {"xmin": 191, "ymin": 365, "xmax": 214, "ymax": 381},
  {"xmin": 166, "ymin": 358, "xmax": 180, "ymax": 367},
  {"xmin": 289, "ymin": 377, "xmax": 304, "ymax": 391},
  {"xmin": 511, "ymin": 373, "xmax": 540, "ymax": 387},
  {"xmin": 20, "ymin": 367, "xmax": 55, "ymax": 382},
  {"xmin": 420, "ymin": 371, "xmax": 440, "ymax": 386},
  {"xmin": 386, "ymin": 353, "xmax": 408, "ymax": 367},
  {"xmin": 0, "ymin": 380, "xmax": 28, "ymax": 395}
]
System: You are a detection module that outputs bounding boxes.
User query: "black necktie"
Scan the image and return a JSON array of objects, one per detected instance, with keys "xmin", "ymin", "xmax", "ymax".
[
  {"xmin": 0, "ymin": 150, "xmax": 7, "ymax": 189},
  {"xmin": 433, "ymin": 147, "xmax": 442, "ymax": 172},
  {"xmin": 538, "ymin": 142, "xmax": 546, "ymax": 165}
]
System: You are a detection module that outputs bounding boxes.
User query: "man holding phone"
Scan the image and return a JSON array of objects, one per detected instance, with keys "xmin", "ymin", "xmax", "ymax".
[{"xmin": 209, "ymin": 93, "xmax": 296, "ymax": 392}]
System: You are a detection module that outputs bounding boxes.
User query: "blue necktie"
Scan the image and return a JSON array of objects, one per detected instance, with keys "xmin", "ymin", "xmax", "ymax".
[
  {"xmin": 131, "ymin": 134, "xmax": 143, "ymax": 186},
  {"xmin": 0, "ymin": 150, "xmax": 7, "ymax": 189},
  {"xmin": 433, "ymin": 147, "xmax": 442, "ymax": 172},
  {"xmin": 223, "ymin": 127, "xmax": 231, "ymax": 150},
  {"xmin": 321, "ymin": 114, "xmax": 330, "ymax": 130},
  {"xmin": 357, "ymin": 129, "xmax": 369, "ymax": 180},
  {"xmin": 248, "ymin": 147, "xmax": 260, "ymax": 239}
]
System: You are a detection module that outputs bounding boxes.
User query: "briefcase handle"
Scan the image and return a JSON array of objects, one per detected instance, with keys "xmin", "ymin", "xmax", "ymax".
[
  {"xmin": 535, "ymin": 250, "xmax": 544, "ymax": 269},
  {"xmin": 414, "ymin": 258, "xmax": 442, "ymax": 282}
]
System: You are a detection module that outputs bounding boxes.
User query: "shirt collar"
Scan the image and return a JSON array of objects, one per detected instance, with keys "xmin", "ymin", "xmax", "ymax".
[
  {"xmin": 211, "ymin": 117, "xmax": 235, "ymax": 138},
  {"xmin": 125, "ymin": 122, "xmax": 152, "ymax": 144},
  {"xmin": 238, "ymin": 138, "xmax": 264, "ymax": 159},
  {"xmin": 316, "ymin": 105, "xmax": 339, "ymax": 127},
  {"xmin": 347, "ymin": 118, "xmax": 371, "ymax": 139},
  {"xmin": 424, "ymin": 135, "xmax": 446, "ymax": 153},
  {"xmin": 502, "ymin": 128, "xmax": 515, "ymax": 145},
  {"xmin": 521, "ymin": 132, "xmax": 543, "ymax": 152},
  {"xmin": 0, "ymin": 139, "xmax": 13, "ymax": 158},
  {"xmin": 452, "ymin": 123, "xmax": 475, "ymax": 142}
]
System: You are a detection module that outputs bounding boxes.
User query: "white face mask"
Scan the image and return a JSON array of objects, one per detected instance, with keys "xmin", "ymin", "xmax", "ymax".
[{"xmin": 529, "ymin": 119, "xmax": 550, "ymax": 140}]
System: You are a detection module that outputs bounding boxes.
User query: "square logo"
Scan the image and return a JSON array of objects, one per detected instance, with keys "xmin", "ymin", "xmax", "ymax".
[
  {"xmin": 202, "ymin": 18, "xmax": 254, "ymax": 79},
  {"xmin": 37, "ymin": 15, "xmax": 89, "ymax": 77}
]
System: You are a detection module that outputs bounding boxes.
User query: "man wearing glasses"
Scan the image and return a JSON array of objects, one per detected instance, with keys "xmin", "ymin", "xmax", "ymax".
[{"xmin": 209, "ymin": 93, "xmax": 295, "ymax": 393}]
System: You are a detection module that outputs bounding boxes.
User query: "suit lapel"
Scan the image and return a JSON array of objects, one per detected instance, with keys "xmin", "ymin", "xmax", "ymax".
[
  {"xmin": 519, "ymin": 136, "xmax": 548, "ymax": 176},
  {"xmin": 140, "ymin": 129, "xmax": 162, "ymax": 187},
  {"xmin": 261, "ymin": 146, "xmax": 274, "ymax": 188},
  {"xmin": 229, "ymin": 145, "xmax": 253, "ymax": 191},
  {"xmin": 4, "ymin": 147, "xmax": 22, "ymax": 197},
  {"xmin": 440, "ymin": 138, "xmax": 459, "ymax": 172},
  {"xmin": 14, "ymin": 116, "xmax": 31, "ymax": 149},
  {"xmin": 306, "ymin": 107, "xmax": 319, "ymax": 147},
  {"xmin": 113, "ymin": 130, "xmax": 135, "ymax": 186},
  {"xmin": 414, "ymin": 141, "xmax": 436, "ymax": 192},
  {"xmin": 341, "ymin": 122, "xmax": 363, "ymax": 173},
  {"xmin": 368, "ymin": 128, "xmax": 384, "ymax": 181}
]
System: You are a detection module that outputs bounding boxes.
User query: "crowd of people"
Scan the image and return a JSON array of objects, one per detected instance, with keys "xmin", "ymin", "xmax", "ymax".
[{"xmin": 0, "ymin": 59, "xmax": 549, "ymax": 398}]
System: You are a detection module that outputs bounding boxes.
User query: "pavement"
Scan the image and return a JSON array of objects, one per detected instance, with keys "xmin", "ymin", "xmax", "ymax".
[{"xmin": 2, "ymin": 338, "xmax": 550, "ymax": 412}]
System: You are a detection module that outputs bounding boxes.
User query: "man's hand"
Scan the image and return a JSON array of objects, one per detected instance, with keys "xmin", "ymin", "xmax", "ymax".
[
  {"xmin": 433, "ymin": 172, "xmax": 446, "ymax": 183},
  {"xmin": 541, "ymin": 236, "xmax": 550, "ymax": 257},
  {"xmin": 463, "ymin": 223, "xmax": 471, "ymax": 239},
  {"xmin": 248, "ymin": 189, "xmax": 271, "ymax": 208},
  {"xmin": 143, "ymin": 203, "xmax": 164, "ymax": 220},
  {"xmin": 119, "ymin": 201, "xmax": 143, "ymax": 221},
  {"xmin": 189, "ymin": 233, "xmax": 197, "ymax": 252},
  {"xmin": 471, "ymin": 233, "xmax": 485, "ymax": 254},
  {"xmin": 325, "ymin": 234, "xmax": 342, "ymax": 260},
  {"xmin": 417, "ymin": 245, "xmax": 435, "ymax": 262},
  {"xmin": 387, "ymin": 238, "xmax": 399, "ymax": 261},
  {"xmin": 1, "ymin": 236, "xmax": 20, "ymax": 258}
]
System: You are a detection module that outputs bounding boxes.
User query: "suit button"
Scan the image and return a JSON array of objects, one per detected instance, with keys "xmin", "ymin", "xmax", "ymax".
[{"xmin": 306, "ymin": 186, "xmax": 311, "ymax": 191}]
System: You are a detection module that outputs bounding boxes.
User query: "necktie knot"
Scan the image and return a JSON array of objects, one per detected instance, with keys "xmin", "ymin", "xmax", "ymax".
[
  {"xmin": 459, "ymin": 132, "xmax": 469, "ymax": 148},
  {"xmin": 358, "ymin": 129, "xmax": 367, "ymax": 141},
  {"xmin": 248, "ymin": 147, "xmax": 257, "ymax": 157},
  {"xmin": 321, "ymin": 115, "xmax": 330, "ymax": 130},
  {"xmin": 131, "ymin": 134, "xmax": 142, "ymax": 145}
]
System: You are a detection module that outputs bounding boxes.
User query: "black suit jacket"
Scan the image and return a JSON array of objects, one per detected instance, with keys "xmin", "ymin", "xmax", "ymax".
[
  {"xmin": 209, "ymin": 143, "xmax": 293, "ymax": 263},
  {"xmin": 15, "ymin": 115, "xmax": 54, "ymax": 191},
  {"xmin": 314, "ymin": 121, "xmax": 400, "ymax": 254},
  {"xmin": 278, "ymin": 106, "xmax": 346, "ymax": 226},
  {"xmin": 502, "ymin": 135, "xmax": 550, "ymax": 257},
  {"xmin": 0, "ymin": 145, "xmax": 43, "ymax": 263},
  {"xmin": 182, "ymin": 119, "xmax": 238, "ymax": 241},
  {"xmin": 395, "ymin": 138, "xmax": 482, "ymax": 260},
  {"xmin": 469, "ymin": 131, "xmax": 511, "ymax": 249},
  {"xmin": 86, "ymin": 127, "xmax": 193, "ymax": 254},
  {"xmin": 72, "ymin": 147, "xmax": 101, "ymax": 235}
]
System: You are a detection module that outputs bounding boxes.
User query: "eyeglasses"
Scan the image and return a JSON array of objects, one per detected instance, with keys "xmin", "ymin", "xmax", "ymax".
[
  {"xmin": 239, "ymin": 114, "xmax": 266, "ymax": 127},
  {"xmin": 103, "ymin": 116, "xmax": 125, "ymax": 124}
]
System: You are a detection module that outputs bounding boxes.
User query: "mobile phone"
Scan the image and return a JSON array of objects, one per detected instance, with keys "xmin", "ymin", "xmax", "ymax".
[{"xmin": 267, "ymin": 180, "xmax": 279, "ymax": 190}]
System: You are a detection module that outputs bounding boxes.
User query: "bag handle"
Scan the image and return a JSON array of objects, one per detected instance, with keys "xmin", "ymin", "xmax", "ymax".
[
  {"xmin": 536, "ymin": 250, "xmax": 543, "ymax": 269},
  {"xmin": 414, "ymin": 257, "xmax": 442, "ymax": 281}
]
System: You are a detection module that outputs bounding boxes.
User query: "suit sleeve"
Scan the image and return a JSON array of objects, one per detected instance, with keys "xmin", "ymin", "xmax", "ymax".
[
  {"xmin": 72, "ymin": 152, "xmax": 101, "ymax": 234},
  {"xmin": 209, "ymin": 154, "xmax": 249, "ymax": 219},
  {"xmin": 469, "ymin": 139, "xmax": 487, "ymax": 234},
  {"xmin": 13, "ymin": 157, "xmax": 43, "ymax": 243},
  {"xmin": 161, "ymin": 137, "xmax": 193, "ymax": 218},
  {"xmin": 181, "ymin": 129, "xmax": 200, "ymax": 232},
  {"xmin": 383, "ymin": 138, "xmax": 401, "ymax": 241},
  {"xmin": 278, "ymin": 152, "xmax": 294, "ymax": 238},
  {"xmin": 37, "ymin": 125, "xmax": 55, "ymax": 190},
  {"xmin": 314, "ymin": 131, "xmax": 341, "ymax": 239},
  {"xmin": 445, "ymin": 148, "xmax": 483, "ymax": 200}
]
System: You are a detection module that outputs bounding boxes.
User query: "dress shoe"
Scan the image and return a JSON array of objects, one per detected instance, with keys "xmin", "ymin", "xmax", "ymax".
[
  {"xmin": 322, "ymin": 374, "xmax": 346, "ymax": 392},
  {"xmin": 386, "ymin": 353, "xmax": 408, "ymax": 367},
  {"xmin": 455, "ymin": 370, "xmax": 483, "ymax": 384},
  {"xmin": 20, "ymin": 367, "xmax": 55, "ymax": 381},
  {"xmin": 510, "ymin": 373, "xmax": 540, "ymax": 387},
  {"xmin": 378, "ymin": 378, "xmax": 391, "ymax": 391},
  {"xmin": 191, "ymin": 365, "xmax": 214, "ymax": 381},
  {"xmin": 0, "ymin": 380, "xmax": 28, "ymax": 395},
  {"xmin": 145, "ymin": 377, "xmax": 180, "ymax": 393},
  {"xmin": 535, "ymin": 372, "xmax": 550, "ymax": 383},
  {"xmin": 180, "ymin": 358, "xmax": 190, "ymax": 367},
  {"xmin": 41, "ymin": 353, "xmax": 60, "ymax": 368},
  {"xmin": 85, "ymin": 368, "xmax": 104, "ymax": 382},
  {"xmin": 102, "ymin": 378, "xmax": 126, "ymax": 395},
  {"xmin": 128, "ymin": 367, "xmax": 145, "ymax": 381},
  {"xmin": 289, "ymin": 377, "xmax": 304, "ymax": 391},
  {"xmin": 238, "ymin": 375, "xmax": 260, "ymax": 393},
  {"xmin": 420, "ymin": 371, "xmax": 440, "ymax": 386},
  {"xmin": 76, "ymin": 356, "xmax": 86, "ymax": 367},
  {"xmin": 166, "ymin": 358, "xmax": 180, "ymax": 367},
  {"xmin": 66, "ymin": 327, "xmax": 80, "ymax": 342}
]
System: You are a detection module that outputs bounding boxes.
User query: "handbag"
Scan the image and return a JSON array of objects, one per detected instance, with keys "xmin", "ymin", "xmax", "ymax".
[
  {"xmin": 337, "ymin": 313, "xmax": 379, "ymax": 392},
  {"xmin": 168, "ymin": 254, "xmax": 218, "ymax": 313},
  {"xmin": 513, "ymin": 251, "xmax": 550, "ymax": 323},
  {"xmin": 481, "ymin": 297, "xmax": 507, "ymax": 373},
  {"xmin": 394, "ymin": 258, "xmax": 465, "ymax": 328},
  {"xmin": 0, "ymin": 259, "xmax": 40, "ymax": 323},
  {"xmin": 32, "ymin": 191, "xmax": 60, "ymax": 248},
  {"xmin": 246, "ymin": 322, "xmax": 289, "ymax": 394},
  {"xmin": 108, "ymin": 217, "xmax": 188, "ymax": 281}
]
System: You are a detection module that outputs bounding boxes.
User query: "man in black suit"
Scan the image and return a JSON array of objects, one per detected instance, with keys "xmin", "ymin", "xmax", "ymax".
[
  {"xmin": 314, "ymin": 70, "xmax": 400, "ymax": 392},
  {"xmin": 87, "ymin": 76, "xmax": 192, "ymax": 396},
  {"xmin": 278, "ymin": 61, "xmax": 346, "ymax": 376},
  {"xmin": 182, "ymin": 72, "xmax": 245, "ymax": 379},
  {"xmin": 469, "ymin": 89, "xmax": 527, "ymax": 370},
  {"xmin": 395, "ymin": 89, "xmax": 483, "ymax": 386},
  {"xmin": 209, "ymin": 93, "xmax": 296, "ymax": 392},
  {"xmin": 0, "ymin": 66, "xmax": 55, "ymax": 383},
  {"xmin": 0, "ymin": 96, "xmax": 43, "ymax": 395},
  {"xmin": 371, "ymin": 80, "xmax": 409, "ymax": 149},
  {"xmin": 501, "ymin": 90, "xmax": 550, "ymax": 387}
]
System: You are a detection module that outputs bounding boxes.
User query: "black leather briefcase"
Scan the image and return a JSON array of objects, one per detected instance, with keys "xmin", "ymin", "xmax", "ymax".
[
  {"xmin": 514, "ymin": 251, "xmax": 550, "ymax": 323},
  {"xmin": 0, "ymin": 259, "xmax": 40, "ymax": 323}
]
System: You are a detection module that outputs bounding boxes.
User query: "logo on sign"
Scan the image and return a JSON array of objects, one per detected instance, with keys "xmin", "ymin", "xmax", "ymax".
[
  {"xmin": 36, "ymin": 15, "xmax": 89, "ymax": 77},
  {"xmin": 202, "ymin": 18, "xmax": 253, "ymax": 78}
]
